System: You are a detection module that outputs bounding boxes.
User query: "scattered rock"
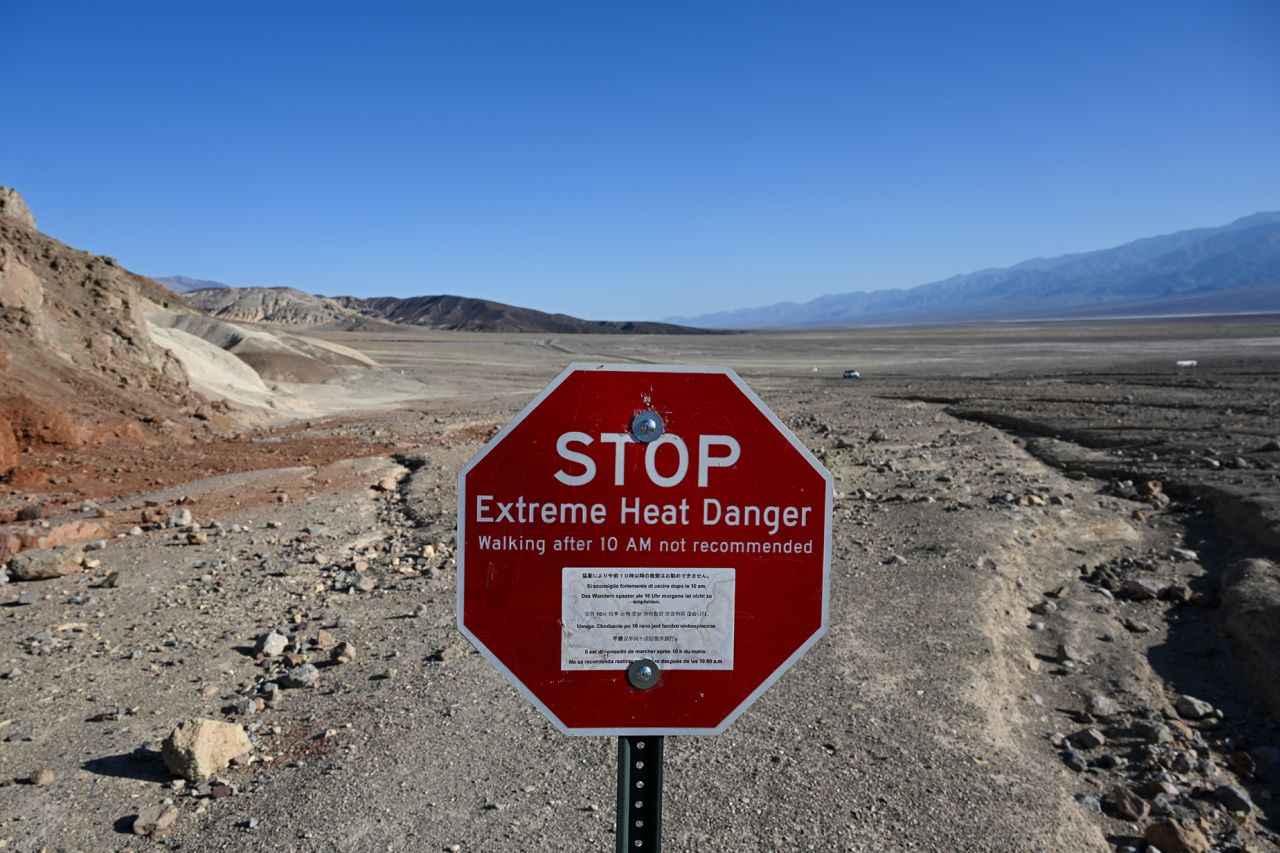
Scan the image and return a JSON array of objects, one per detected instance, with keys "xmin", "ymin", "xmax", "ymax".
[
  {"xmin": 1055, "ymin": 643, "xmax": 1080, "ymax": 664},
  {"xmin": 1167, "ymin": 547, "xmax": 1198, "ymax": 562},
  {"xmin": 1133, "ymin": 719, "xmax": 1173, "ymax": 744},
  {"xmin": 375, "ymin": 477, "xmax": 398, "ymax": 492},
  {"xmin": 8, "ymin": 547, "xmax": 82, "ymax": 581},
  {"xmin": 1070, "ymin": 727, "xmax": 1106, "ymax": 750},
  {"xmin": 883, "ymin": 554, "xmax": 908, "ymax": 566},
  {"xmin": 1029, "ymin": 600, "xmax": 1057, "ymax": 615},
  {"xmin": 1213, "ymin": 783, "xmax": 1253, "ymax": 814},
  {"xmin": 1122, "ymin": 577, "xmax": 1163, "ymax": 601},
  {"xmin": 187, "ymin": 531, "xmax": 208, "ymax": 546},
  {"xmin": 1143, "ymin": 819, "xmax": 1210, "ymax": 853},
  {"xmin": 256, "ymin": 631, "xmax": 288, "ymax": 658},
  {"xmin": 166, "ymin": 508, "xmax": 193, "ymax": 528},
  {"xmin": 1074, "ymin": 793, "xmax": 1101, "ymax": 813},
  {"xmin": 1173, "ymin": 694, "xmax": 1215, "ymax": 721},
  {"xmin": 161, "ymin": 718, "xmax": 253, "ymax": 781},
  {"xmin": 132, "ymin": 804, "xmax": 180, "ymax": 838},
  {"xmin": 331, "ymin": 642, "xmax": 357, "ymax": 664},
  {"xmin": 28, "ymin": 768, "xmax": 54, "ymax": 786},
  {"xmin": 869, "ymin": 429, "xmax": 888, "ymax": 442},
  {"xmin": 1110, "ymin": 784, "xmax": 1149, "ymax": 821},
  {"xmin": 1085, "ymin": 693, "xmax": 1114, "ymax": 718},
  {"xmin": 281, "ymin": 663, "xmax": 319, "ymax": 688}
]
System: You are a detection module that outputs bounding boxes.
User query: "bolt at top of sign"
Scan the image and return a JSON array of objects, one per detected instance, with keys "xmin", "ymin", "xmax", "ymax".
[
  {"xmin": 457, "ymin": 363, "xmax": 832, "ymax": 736},
  {"xmin": 630, "ymin": 410, "xmax": 664, "ymax": 443}
]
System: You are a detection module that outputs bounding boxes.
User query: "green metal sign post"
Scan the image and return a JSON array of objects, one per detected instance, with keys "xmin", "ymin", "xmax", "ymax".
[{"xmin": 616, "ymin": 735, "xmax": 664, "ymax": 852}]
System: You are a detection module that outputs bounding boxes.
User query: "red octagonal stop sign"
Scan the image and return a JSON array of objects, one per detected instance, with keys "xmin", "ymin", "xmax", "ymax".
[{"xmin": 458, "ymin": 364, "xmax": 832, "ymax": 735}]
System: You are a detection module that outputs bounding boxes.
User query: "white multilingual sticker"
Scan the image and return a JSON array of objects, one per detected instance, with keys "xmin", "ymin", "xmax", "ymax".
[{"xmin": 561, "ymin": 567, "xmax": 735, "ymax": 670}]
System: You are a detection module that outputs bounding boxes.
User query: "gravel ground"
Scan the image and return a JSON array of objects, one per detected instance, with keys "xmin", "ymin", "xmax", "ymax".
[{"xmin": 2, "ymin": 321, "xmax": 1278, "ymax": 852}]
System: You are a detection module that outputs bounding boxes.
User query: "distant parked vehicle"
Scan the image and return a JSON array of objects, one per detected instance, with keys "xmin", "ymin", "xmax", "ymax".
[{"xmin": 842, "ymin": 369, "xmax": 861, "ymax": 379}]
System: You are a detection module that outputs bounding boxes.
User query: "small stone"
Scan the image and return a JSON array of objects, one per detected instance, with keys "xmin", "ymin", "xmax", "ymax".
[
  {"xmin": 161, "ymin": 719, "xmax": 253, "ymax": 781},
  {"xmin": 1030, "ymin": 600, "xmax": 1057, "ymax": 615},
  {"xmin": 884, "ymin": 554, "xmax": 908, "ymax": 566},
  {"xmin": 1062, "ymin": 750, "xmax": 1088, "ymax": 772},
  {"xmin": 1167, "ymin": 547, "xmax": 1198, "ymax": 562},
  {"xmin": 1071, "ymin": 727, "xmax": 1106, "ymax": 750},
  {"xmin": 1028, "ymin": 621, "xmax": 1046, "ymax": 631},
  {"xmin": 132, "ymin": 804, "xmax": 180, "ymax": 838},
  {"xmin": 1085, "ymin": 693, "xmax": 1114, "ymax": 718},
  {"xmin": 1174, "ymin": 694, "xmax": 1215, "ymax": 721},
  {"xmin": 83, "ymin": 539, "xmax": 108, "ymax": 551},
  {"xmin": 869, "ymin": 429, "xmax": 888, "ymax": 442},
  {"xmin": 17, "ymin": 590, "xmax": 40, "ymax": 605},
  {"xmin": 256, "ymin": 631, "xmax": 288, "ymax": 658},
  {"xmin": 166, "ymin": 508, "xmax": 193, "ymax": 528},
  {"xmin": 1143, "ymin": 819, "xmax": 1210, "ymax": 853},
  {"xmin": 281, "ymin": 663, "xmax": 319, "ymax": 688},
  {"xmin": 1111, "ymin": 785, "xmax": 1149, "ymax": 821},
  {"xmin": 187, "ymin": 531, "xmax": 208, "ymax": 546},
  {"xmin": 29, "ymin": 768, "xmax": 55, "ymax": 786},
  {"xmin": 128, "ymin": 526, "xmax": 143, "ymax": 536},
  {"xmin": 331, "ymin": 642, "xmax": 357, "ymax": 664},
  {"xmin": 1055, "ymin": 643, "xmax": 1079, "ymax": 664},
  {"xmin": 1123, "ymin": 617, "xmax": 1152, "ymax": 634},
  {"xmin": 355, "ymin": 576, "xmax": 377, "ymax": 592},
  {"xmin": 1075, "ymin": 793, "xmax": 1101, "ymax": 813},
  {"xmin": 1123, "ymin": 578, "xmax": 1163, "ymax": 600},
  {"xmin": 1133, "ymin": 719, "xmax": 1173, "ymax": 744},
  {"xmin": 1213, "ymin": 784, "xmax": 1253, "ymax": 814},
  {"xmin": 375, "ymin": 477, "xmax": 398, "ymax": 492},
  {"xmin": 413, "ymin": 603, "xmax": 429, "ymax": 618}
]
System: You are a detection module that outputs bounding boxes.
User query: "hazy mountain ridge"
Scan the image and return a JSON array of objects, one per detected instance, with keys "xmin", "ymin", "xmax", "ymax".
[
  {"xmin": 674, "ymin": 212, "xmax": 1280, "ymax": 328},
  {"xmin": 153, "ymin": 275, "xmax": 230, "ymax": 293}
]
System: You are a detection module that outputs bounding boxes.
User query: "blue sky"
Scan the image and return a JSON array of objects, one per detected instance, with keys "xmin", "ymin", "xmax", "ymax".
[{"xmin": 4, "ymin": 1, "xmax": 1278, "ymax": 320}]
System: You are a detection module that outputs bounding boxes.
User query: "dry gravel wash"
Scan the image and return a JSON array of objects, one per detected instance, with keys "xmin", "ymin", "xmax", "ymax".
[{"xmin": 2, "ymin": 353, "xmax": 1279, "ymax": 850}]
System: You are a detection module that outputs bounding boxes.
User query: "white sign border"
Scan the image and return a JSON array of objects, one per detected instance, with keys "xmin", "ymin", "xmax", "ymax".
[{"xmin": 456, "ymin": 362, "xmax": 834, "ymax": 736}]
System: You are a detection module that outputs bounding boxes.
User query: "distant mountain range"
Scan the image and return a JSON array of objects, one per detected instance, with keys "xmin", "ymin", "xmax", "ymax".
[
  {"xmin": 175, "ymin": 285, "xmax": 707, "ymax": 334},
  {"xmin": 671, "ymin": 211, "xmax": 1280, "ymax": 328},
  {"xmin": 153, "ymin": 275, "xmax": 230, "ymax": 293}
]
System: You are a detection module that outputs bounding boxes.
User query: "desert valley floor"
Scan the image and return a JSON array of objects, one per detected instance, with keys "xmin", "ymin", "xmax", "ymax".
[{"xmin": 3, "ymin": 318, "xmax": 1280, "ymax": 852}]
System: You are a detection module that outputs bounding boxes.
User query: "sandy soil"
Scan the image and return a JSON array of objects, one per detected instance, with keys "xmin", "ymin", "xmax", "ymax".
[{"xmin": 2, "ymin": 318, "xmax": 1279, "ymax": 852}]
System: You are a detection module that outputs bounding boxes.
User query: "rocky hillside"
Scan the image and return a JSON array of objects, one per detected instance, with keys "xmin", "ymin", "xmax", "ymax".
[
  {"xmin": 182, "ymin": 286, "xmax": 707, "ymax": 333},
  {"xmin": 181, "ymin": 286, "xmax": 363, "ymax": 326},
  {"xmin": 341, "ymin": 293, "xmax": 706, "ymax": 333},
  {"xmin": 0, "ymin": 188, "xmax": 216, "ymax": 487}
]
